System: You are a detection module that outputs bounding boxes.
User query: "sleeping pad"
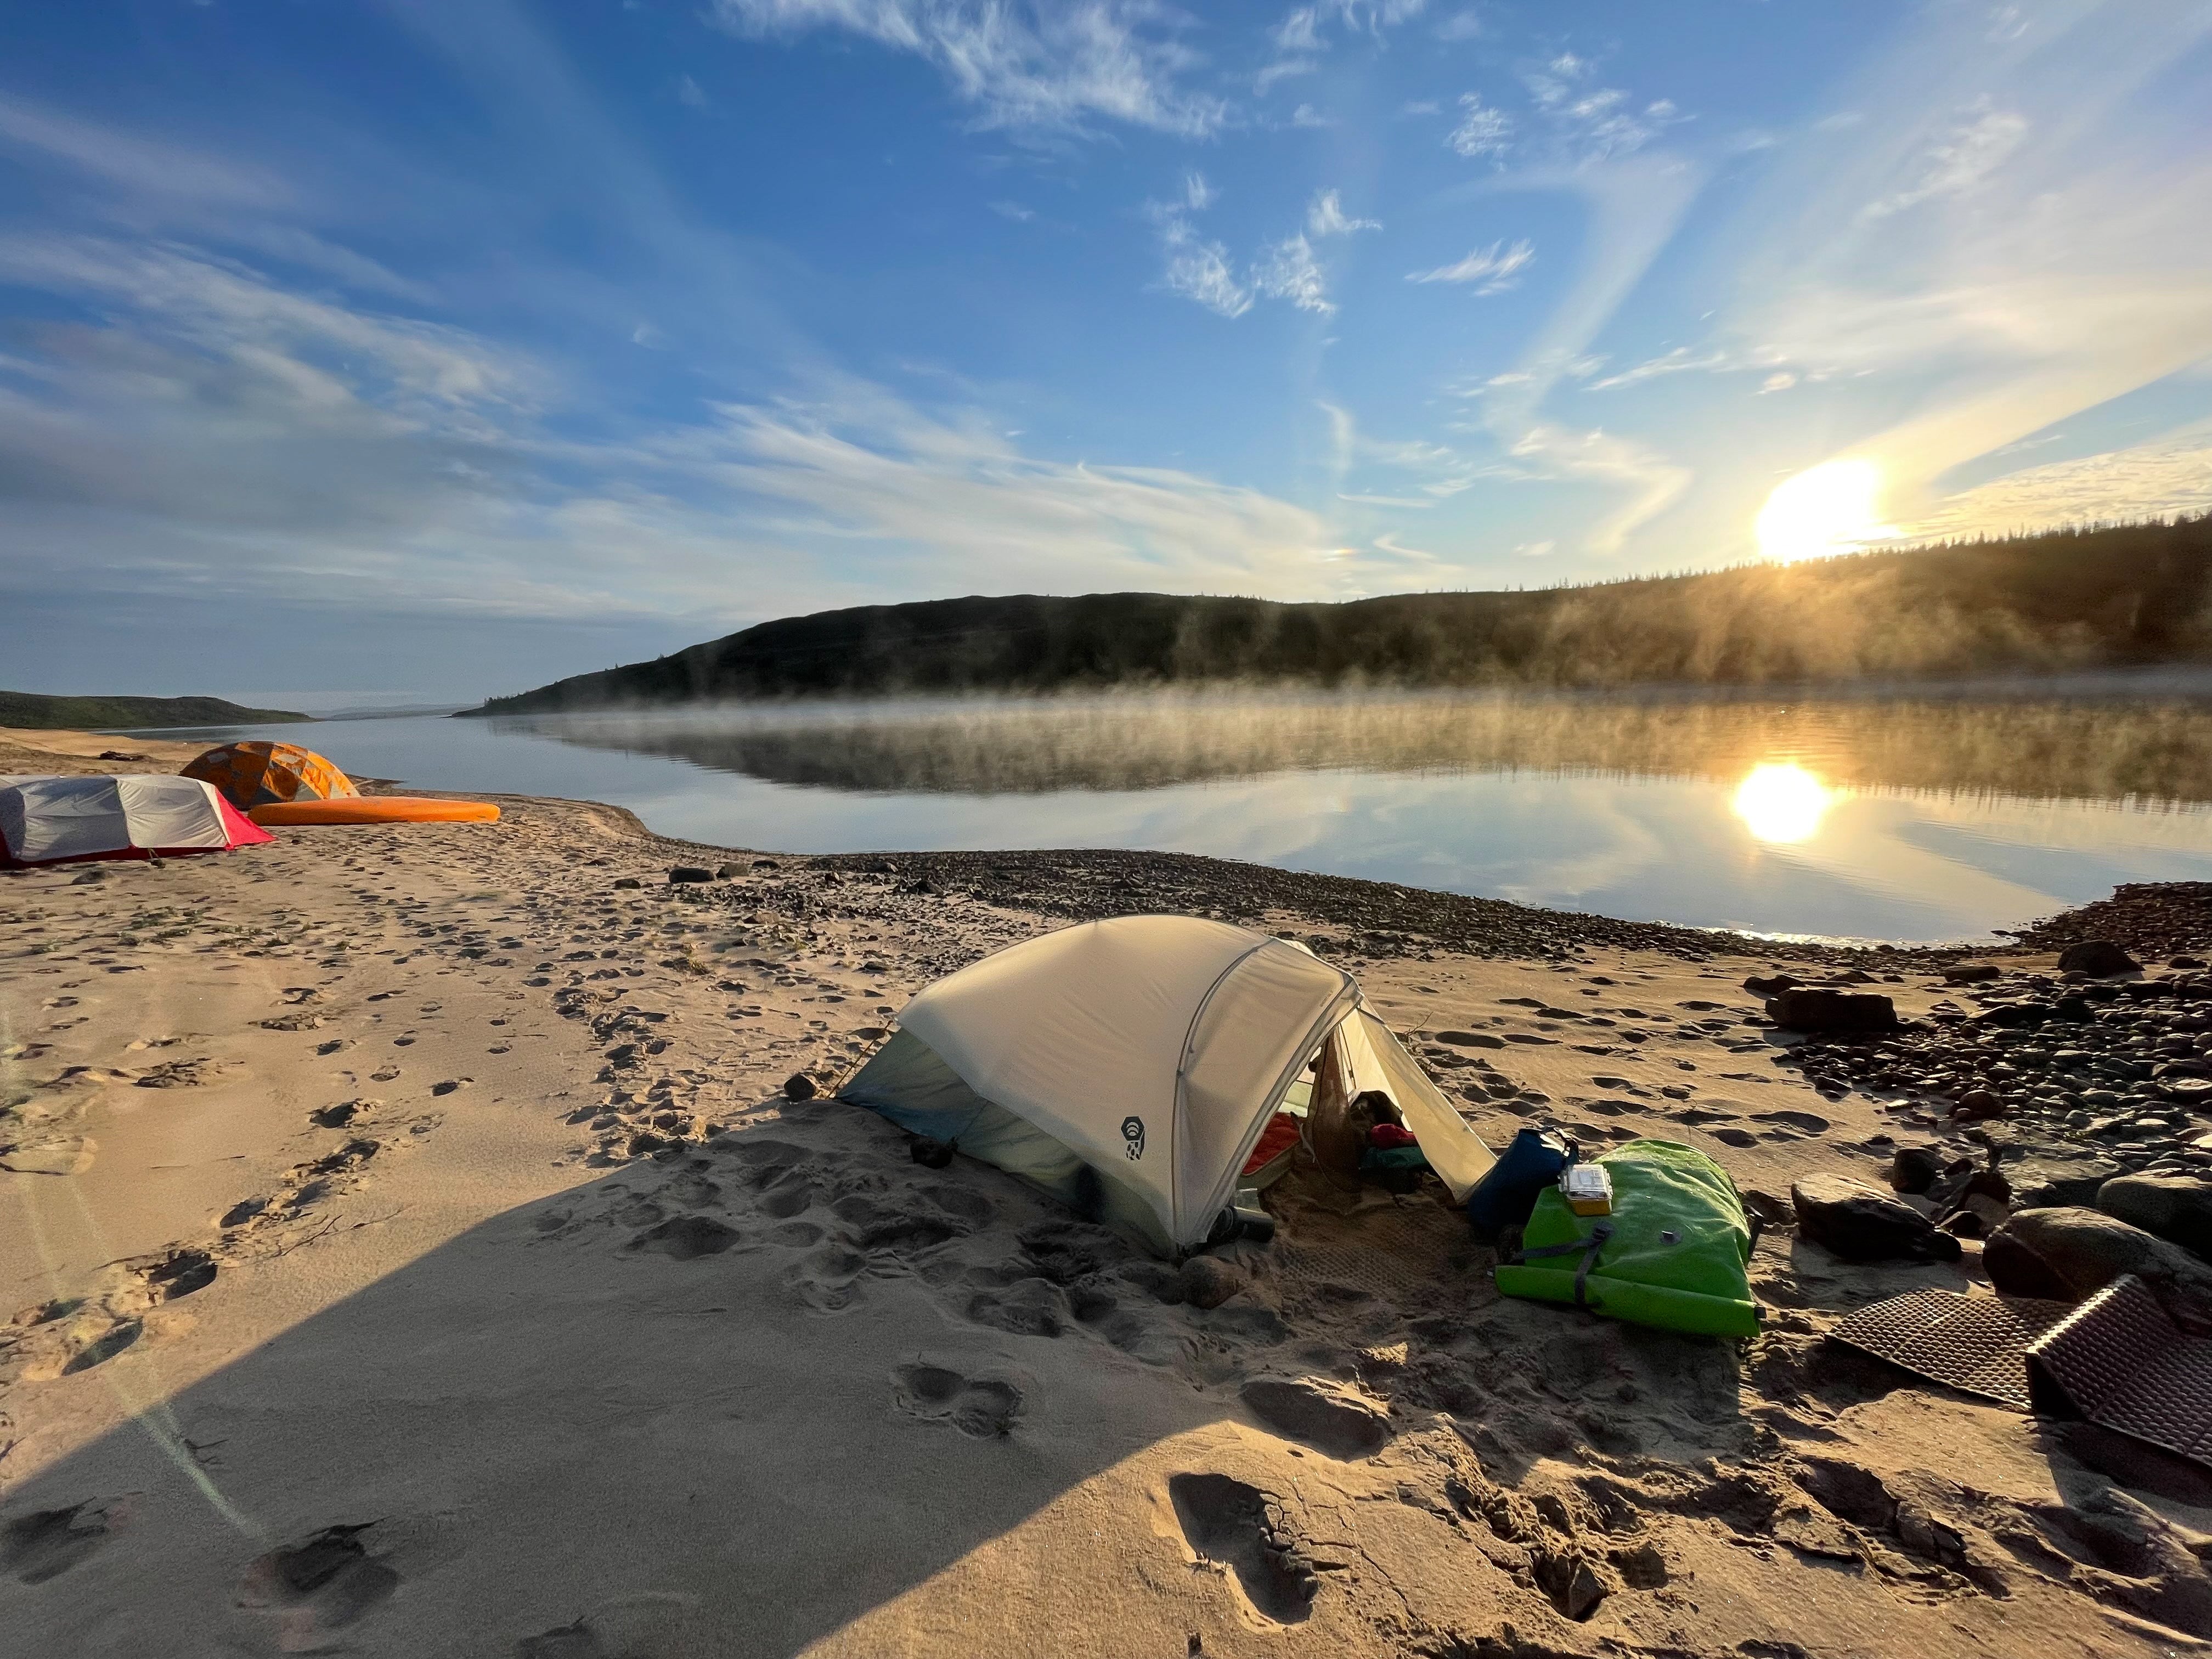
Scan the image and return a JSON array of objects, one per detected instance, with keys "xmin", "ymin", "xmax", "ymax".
[{"xmin": 1493, "ymin": 1138, "xmax": 1760, "ymax": 1338}]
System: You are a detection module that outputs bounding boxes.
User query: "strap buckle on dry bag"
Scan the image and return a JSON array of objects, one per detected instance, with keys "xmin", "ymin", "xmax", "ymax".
[{"xmin": 1508, "ymin": 1221, "xmax": 1614, "ymax": 1308}]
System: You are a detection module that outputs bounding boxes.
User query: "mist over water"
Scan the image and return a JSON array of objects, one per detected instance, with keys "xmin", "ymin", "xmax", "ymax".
[{"xmin": 167, "ymin": 683, "xmax": 2212, "ymax": 945}]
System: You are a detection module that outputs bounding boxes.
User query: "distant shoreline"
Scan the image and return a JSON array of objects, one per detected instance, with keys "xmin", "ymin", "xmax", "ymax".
[{"xmin": 465, "ymin": 517, "xmax": 2212, "ymax": 717}]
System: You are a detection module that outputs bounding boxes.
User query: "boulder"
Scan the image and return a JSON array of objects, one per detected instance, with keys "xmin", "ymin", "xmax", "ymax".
[
  {"xmin": 1743, "ymin": 973, "xmax": 1802, "ymax": 995},
  {"xmin": 2057, "ymin": 940, "xmax": 2140, "ymax": 978},
  {"xmin": 1983, "ymin": 1227, "xmax": 2074, "ymax": 1299},
  {"xmin": 612, "ymin": 877, "xmax": 641, "ymax": 890},
  {"xmin": 1988, "ymin": 1207, "xmax": 2212, "ymax": 1329},
  {"xmin": 2098, "ymin": 1173, "xmax": 2212, "ymax": 1261},
  {"xmin": 714, "ymin": 862, "xmax": 748, "ymax": 879},
  {"xmin": 1951, "ymin": 1088, "xmax": 2007, "ymax": 1122},
  {"xmin": 1791, "ymin": 1174, "xmax": 1962, "ymax": 1262},
  {"xmin": 1997, "ymin": 1143, "xmax": 2125, "ymax": 1209},
  {"xmin": 1944, "ymin": 963, "xmax": 2004, "ymax": 984},
  {"xmin": 781, "ymin": 1073, "xmax": 818, "ymax": 1102},
  {"xmin": 667, "ymin": 866, "xmax": 713, "ymax": 884},
  {"xmin": 1887, "ymin": 1144, "xmax": 1946, "ymax": 1195},
  {"xmin": 1768, "ymin": 989, "xmax": 1899, "ymax": 1034}
]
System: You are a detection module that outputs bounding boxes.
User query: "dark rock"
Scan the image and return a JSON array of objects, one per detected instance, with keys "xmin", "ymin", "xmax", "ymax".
[
  {"xmin": 2058, "ymin": 940, "xmax": 2140, "ymax": 978},
  {"xmin": 1951, "ymin": 1088, "xmax": 2007, "ymax": 1122},
  {"xmin": 781, "ymin": 1073, "xmax": 818, "ymax": 1102},
  {"xmin": 909, "ymin": 1136, "xmax": 956, "ymax": 1169},
  {"xmin": 1944, "ymin": 963, "xmax": 2004, "ymax": 984},
  {"xmin": 1744, "ymin": 973, "xmax": 1802, "ymax": 995},
  {"xmin": 1983, "ymin": 1224, "xmax": 2074, "ymax": 1297},
  {"xmin": 2098, "ymin": 1173, "xmax": 2212, "ymax": 1260},
  {"xmin": 612, "ymin": 877, "xmax": 642, "ymax": 890},
  {"xmin": 1997, "ymin": 1144, "xmax": 2126, "ymax": 1209},
  {"xmin": 668, "ymin": 866, "xmax": 713, "ymax": 884},
  {"xmin": 1992, "ymin": 1207, "xmax": 2212, "ymax": 1328},
  {"xmin": 715, "ymin": 862, "xmax": 747, "ymax": 879},
  {"xmin": 1176, "ymin": 1254, "xmax": 1247, "ymax": 1310},
  {"xmin": 1888, "ymin": 1145, "xmax": 1945, "ymax": 1194},
  {"xmin": 1768, "ymin": 989, "xmax": 1898, "ymax": 1034},
  {"xmin": 1791, "ymin": 1174, "xmax": 1962, "ymax": 1262},
  {"xmin": 2175, "ymin": 956, "xmax": 2209, "ymax": 970},
  {"xmin": 1971, "ymin": 1002, "xmax": 2051, "ymax": 1029},
  {"xmin": 2050, "ymin": 996, "xmax": 2097, "ymax": 1023}
]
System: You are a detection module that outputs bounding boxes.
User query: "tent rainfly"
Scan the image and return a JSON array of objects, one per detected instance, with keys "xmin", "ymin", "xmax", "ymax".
[
  {"xmin": 840, "ymin": 915, "xmax": 1497, "ymax": 1254},
  {"xmin": 0, "ymin": 774, "xmax": 273, "ymax": 867}
]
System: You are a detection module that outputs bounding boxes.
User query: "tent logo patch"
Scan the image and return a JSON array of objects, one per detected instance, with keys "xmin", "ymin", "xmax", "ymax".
[{"xmin": 1120, "ymin": 1116, "xmax": 1146, "ymax": 1160}]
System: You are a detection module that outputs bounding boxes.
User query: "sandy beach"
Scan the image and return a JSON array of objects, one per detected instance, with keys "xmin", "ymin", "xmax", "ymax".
[{"xmin": 6, "ymin": 727, "xmax": 2211, "ymax": 1658}]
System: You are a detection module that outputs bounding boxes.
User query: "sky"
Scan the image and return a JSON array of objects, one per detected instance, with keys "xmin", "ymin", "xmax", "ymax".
[{"xmin": 3, "ymin": 0, "xmax": 2210, "ymax": 707}]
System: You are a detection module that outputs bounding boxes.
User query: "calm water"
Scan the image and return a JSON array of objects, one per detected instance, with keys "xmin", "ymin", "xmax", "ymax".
[{"xmin": 150, "ymin": 686, "xmax": 2212, "ymax": 945}]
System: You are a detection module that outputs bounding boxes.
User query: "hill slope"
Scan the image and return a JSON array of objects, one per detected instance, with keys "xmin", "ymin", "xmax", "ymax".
[
  {"xmin": 468, "ymin": 517, "xmax": 2212, "ymax": 714},
  {"xmin": 0, "ymin": 691, "xmax": 312, "ymax": 730}
]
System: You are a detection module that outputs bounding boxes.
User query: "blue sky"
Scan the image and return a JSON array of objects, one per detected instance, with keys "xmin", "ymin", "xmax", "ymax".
[{"xmin": 3, "ymin": 0, "xmax": 2210, "ymax": 706}]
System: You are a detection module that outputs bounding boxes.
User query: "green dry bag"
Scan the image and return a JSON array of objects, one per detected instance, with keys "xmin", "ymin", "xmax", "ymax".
[{"xmin": 1493, "ymin": 1138, "xmax": 1759, "ymax": 1339}]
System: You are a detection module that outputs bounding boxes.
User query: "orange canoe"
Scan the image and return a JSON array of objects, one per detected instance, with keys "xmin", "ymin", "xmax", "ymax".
[{"xmin": 249, "ymin": 797, "xmax": 500, "ymax": 826}]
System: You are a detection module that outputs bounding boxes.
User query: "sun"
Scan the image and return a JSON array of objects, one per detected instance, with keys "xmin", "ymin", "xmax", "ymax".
[
  {"xmin": 1733, "ymin": 762, "xmax": 1832, "ymax": 844},
  {"xmin": 1755, "ymin": 460, "xmax": 1893, "ymax": 564}
]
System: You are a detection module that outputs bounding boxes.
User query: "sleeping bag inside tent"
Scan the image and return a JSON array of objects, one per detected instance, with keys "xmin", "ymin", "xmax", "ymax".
[{"xmin": 839, "ymin": 915, "xmax": 1495, "ymax": 1255}]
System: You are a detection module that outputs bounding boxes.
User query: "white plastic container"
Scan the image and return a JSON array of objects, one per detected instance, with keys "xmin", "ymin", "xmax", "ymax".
[{"xmin": 1560, "ymin": 1164, "xmax": 1614, "ymax": 1217}]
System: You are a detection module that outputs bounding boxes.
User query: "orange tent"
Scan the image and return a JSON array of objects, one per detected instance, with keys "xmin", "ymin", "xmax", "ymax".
[{"xmin": 183, "ymin": 741, "xmax": 359, "ymax": 810}]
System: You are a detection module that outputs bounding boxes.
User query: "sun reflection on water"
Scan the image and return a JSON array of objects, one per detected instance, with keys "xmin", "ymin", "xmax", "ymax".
[{"xmin": 1734, "ymin": 761, "xmax": 1833, "ymax": 843}]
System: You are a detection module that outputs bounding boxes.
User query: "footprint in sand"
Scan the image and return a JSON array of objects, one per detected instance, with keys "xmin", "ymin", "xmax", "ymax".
[
  {"xmin": 1167, "ymin": 1473, "xmax": 1317, "ymax": 1624},
  {"xmin": 1238, "ymin": 1378, "xmax": 1393, "ymax": 1459},
  {"xmin": 236, "ymin": 1524, "xmax": 399, "ymax": 1644},
  {"xmin": 1753, "ymin": 1109, "xmax": 1832, "ymax": 1135},
  {"xmin": 0, "ymin": 1137, "xmax": 96, "ymax": 1176},
  {"xmin": 370, "ymin": 1066, "xmax": 400, "ymax": 1082},
  {"xmin": 2, "ymin": 1497, "xmax": 133, "ymax": 1585},
  {"xmin": 624, "ymin": 1216, "xmax": 740, "ymax": 1259},
  {"xmin": 891, "ymin": 1362, "xmax": 1024, "ymax": 1437}
]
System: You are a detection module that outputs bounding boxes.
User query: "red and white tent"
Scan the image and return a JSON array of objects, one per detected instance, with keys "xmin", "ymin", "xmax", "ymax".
[{"xmin": 0, "ymin": 775, "xmax": 273, "ymax": 868}]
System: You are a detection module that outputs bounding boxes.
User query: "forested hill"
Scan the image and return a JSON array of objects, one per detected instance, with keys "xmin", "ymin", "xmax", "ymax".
[
  {"xmin": 467, "ymin": 516, "xmax": 2212, "ymax": 715},
  {"xmin": 0, "ymin": 691, "xmax": 312, "ymax": 730}
]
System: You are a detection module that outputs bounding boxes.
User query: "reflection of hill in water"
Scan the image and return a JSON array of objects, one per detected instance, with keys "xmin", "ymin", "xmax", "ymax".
[{"xmin": 514, "ymin": 692, "xmax": 2212, "ymax": 805}]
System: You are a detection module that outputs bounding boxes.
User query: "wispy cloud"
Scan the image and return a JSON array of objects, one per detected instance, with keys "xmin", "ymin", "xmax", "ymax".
[
  {"xmin": 1161, "ymin": 236, "xmax": 1253, "ymax": 318},
  {"xmin": 1906, "ymin": 426, "xmax": 2212, "ymax": 540},
  {"xmin": 1151, "ymin": 179, "xmax": 1352, "ymax": 319},
  {"xmin": 1864, "ymin": 99, "xmax": 2029, "ymax": 219},
  {"xmin": 1714, "ymin": 0, "xmax": 2212, "ymax": 515},
  {"xmin": 1306, "ymin": 189, "xmax": 1379, "ymax": 237},
  {"xmin": 989, "ymin": 199, "xmax": 1036, "ymax": 222},
  {"xmin": 1406, "ymin": 238, "xmax": 1532, "ymax": 292},
  {"xmin": 1147, "ymin": 175, "xmax": 1250, "ymax": 317},
  {"xmin": 1447, "ymin": 92, "xmax": 1511, "ymax": 158},
  {"xmin": 0, "ymin": 228, "xmax": 1344, "ymax": 621},
  {"xmin": 1584, "ymin": 346, "xmax": 1736, "ymax": 390},
  {"xmin": 1504, "ymin": 421, "xmax": 1690, "ymax": 553},
  {"xmin": 0, "ymin": 93, "xmax": 289, "ymax": 209},
  {"xmin": 1521, "ymin": 53, "xmax": 1682, "ymax": 165},
  {"xmin": 707, "ymin": 0, "xmax": 1228, "ymax": 137},
  {"xmin": 1252, "ymin": 234, "xmax": 1332, "ymax": 314}
]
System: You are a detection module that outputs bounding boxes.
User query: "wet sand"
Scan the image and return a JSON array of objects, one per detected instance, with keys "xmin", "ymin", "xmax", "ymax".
[{"xmin": 4, "ymin": 729, "xmax": 2208, "ymax": 1657}]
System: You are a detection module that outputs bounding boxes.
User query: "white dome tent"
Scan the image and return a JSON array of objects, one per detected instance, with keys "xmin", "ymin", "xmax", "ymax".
[
  {"xmin": 840, "ymin": 915, "xmax": 1497, "ymax": 1254},
  {"xmin": 1, "ymin": 774, "xmax": 271, "ymax": 867}
]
